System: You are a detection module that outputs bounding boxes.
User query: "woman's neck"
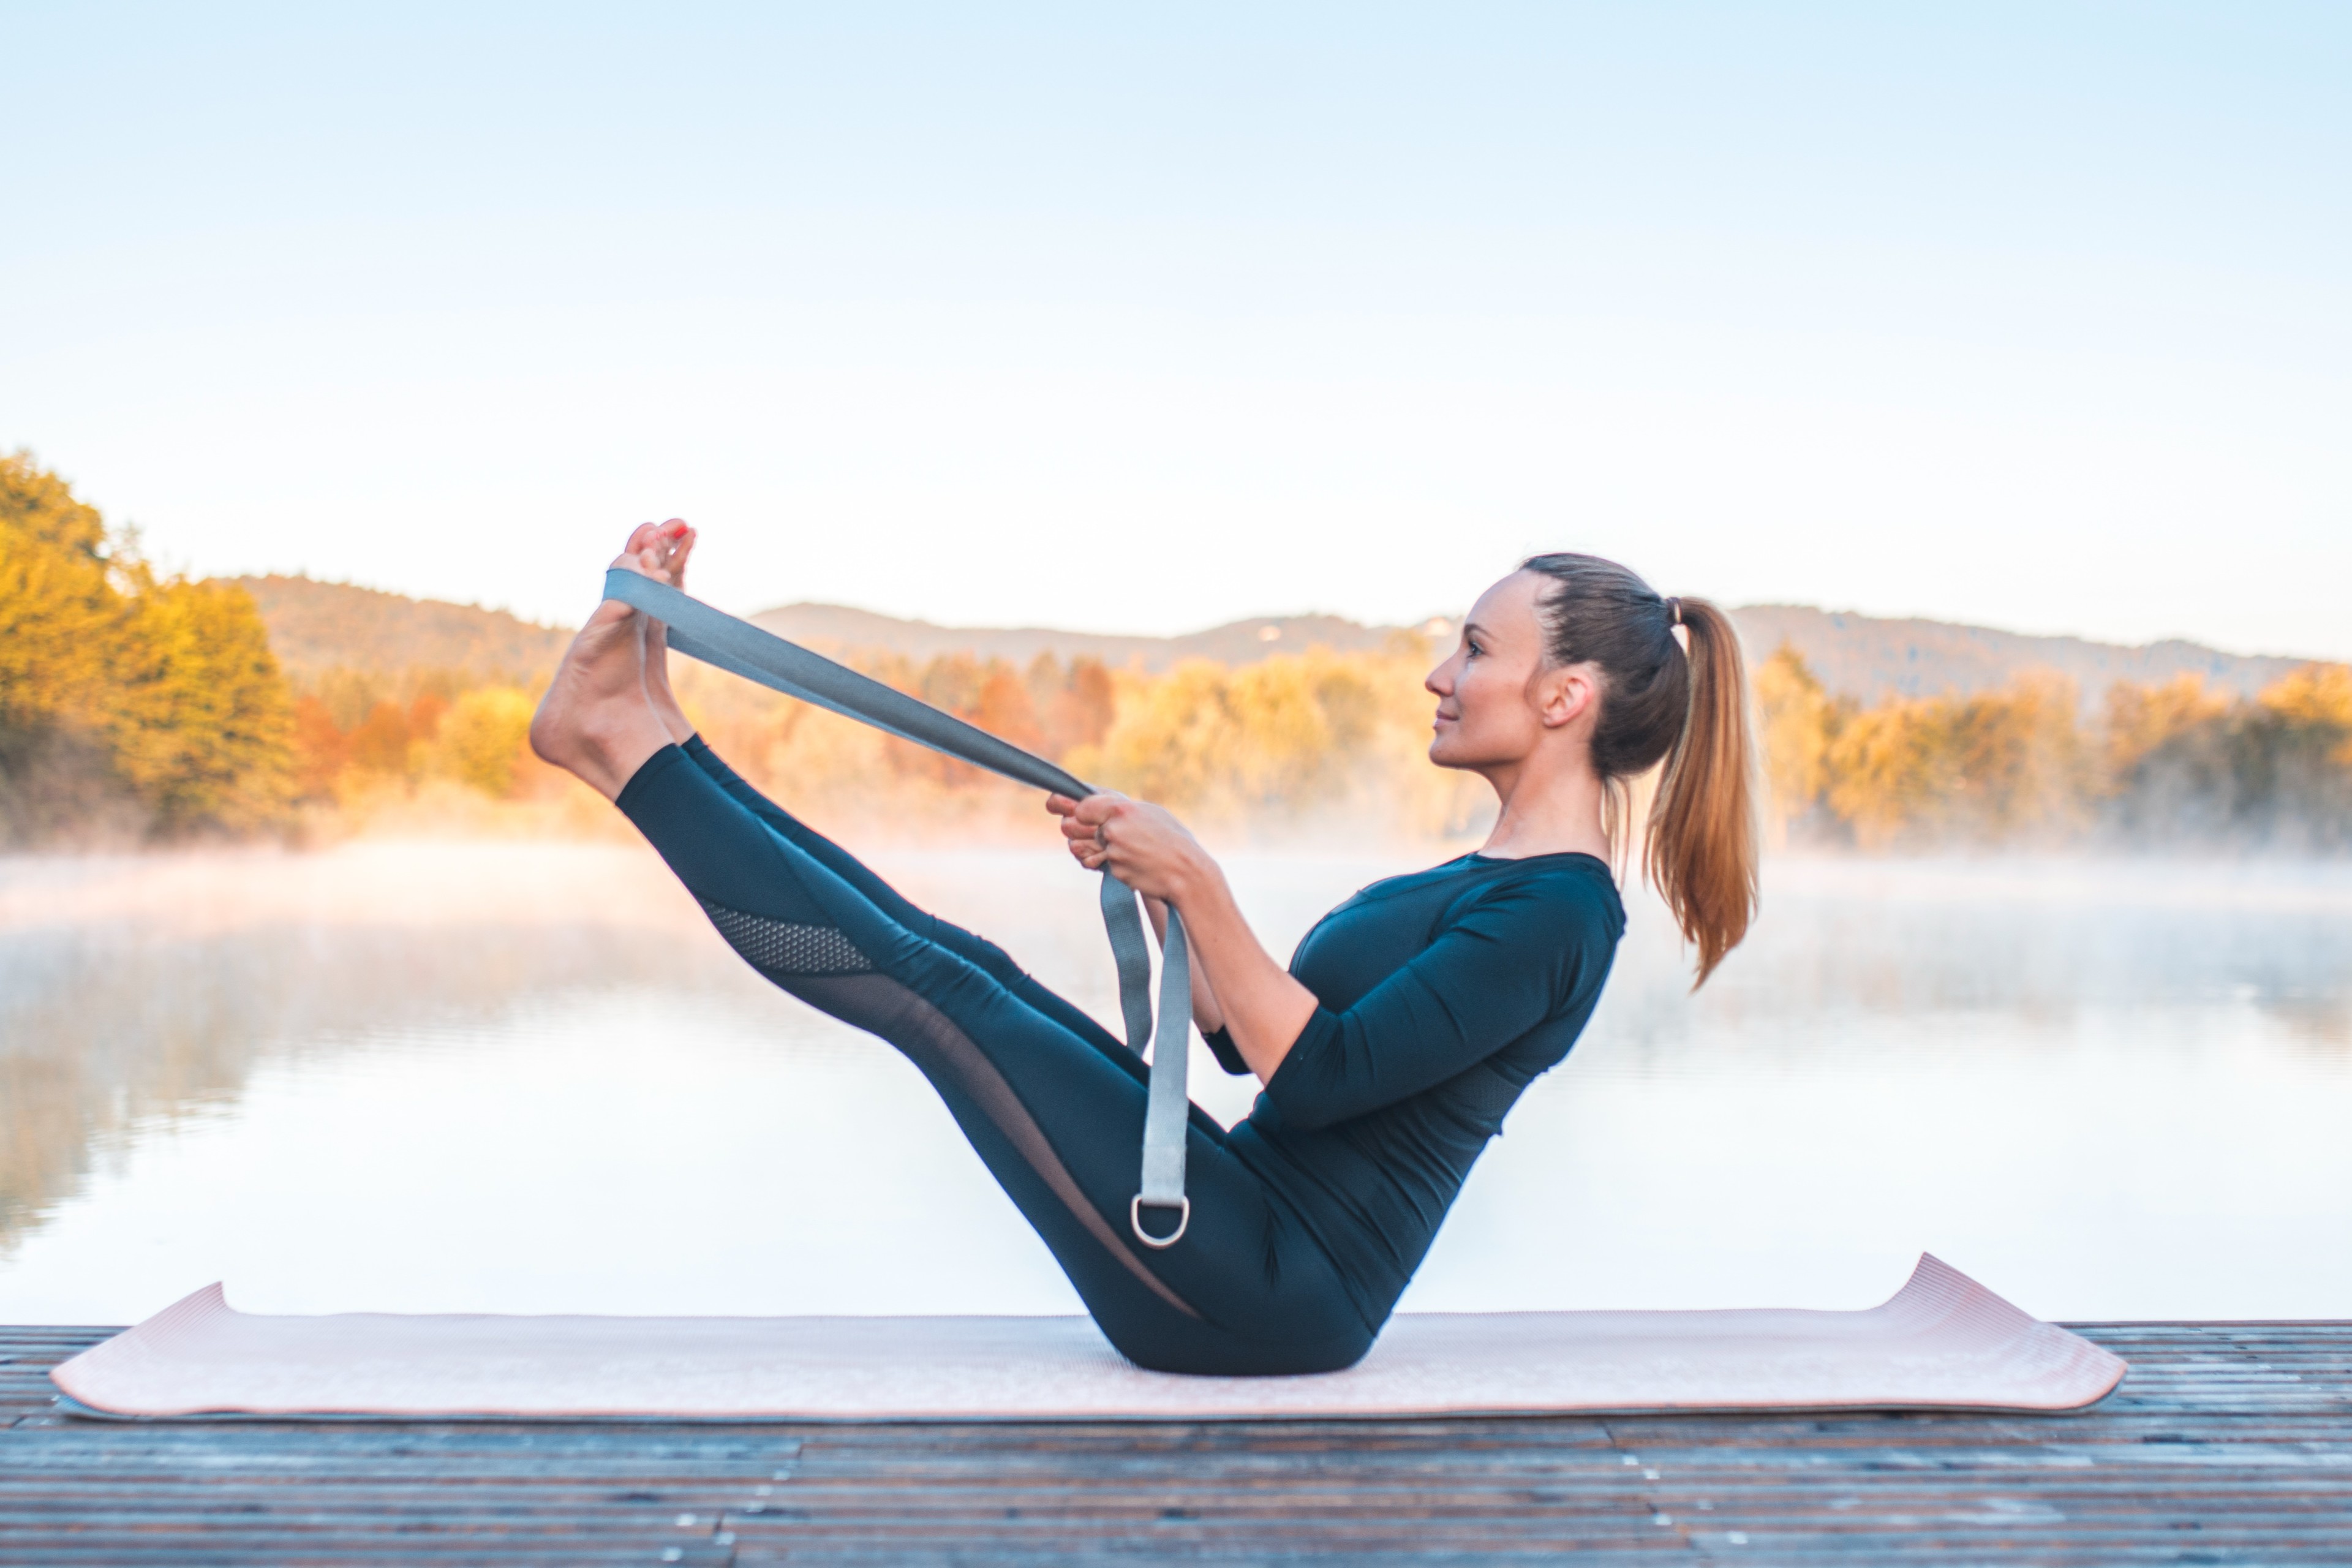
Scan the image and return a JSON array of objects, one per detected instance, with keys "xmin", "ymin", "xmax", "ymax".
[{"xmin": 1476, "ymin": 755, "xmax": 1613, "ymax": 863}]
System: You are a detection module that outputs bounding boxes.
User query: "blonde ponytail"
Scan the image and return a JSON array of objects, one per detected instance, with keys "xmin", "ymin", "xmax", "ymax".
[
  {"xmin": 1643, "ymin": 598, "xmax": 1758, "ymax": 984},
  {"xmin": 1521, "ymin": 557, "xmax": 1761, "ymax": 987}
]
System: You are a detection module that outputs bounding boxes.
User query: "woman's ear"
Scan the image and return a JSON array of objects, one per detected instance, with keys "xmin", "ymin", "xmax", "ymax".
[{"xmin": 1537, "ymin": 665, "xmax": 1598, "ymax": 730}]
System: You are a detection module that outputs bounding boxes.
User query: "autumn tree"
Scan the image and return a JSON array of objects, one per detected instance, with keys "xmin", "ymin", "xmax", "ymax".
[
  {"xmin": 2239, "ymin": 665, "xmax": 2352, "ymax": 846},
  {"xmin": 1, "ymin": 453, "xmax": 123, "ymax": 734},
  {"xmin": 1754, "ymin": 644, "xmax": 1844, "ymax": 842},
  {"xmin": 431, "ymin": 687, "xmax": 538, "ymax": 797},
  {"xmin": 1824, "ymin": 696, "xmax": 1955, "ymax": 849},
  {"xmin": 1071, "ymin": 646, "xmax": 1472, "ymax": 835},
  {"xmin": 1030, "ymin": 654, "xmax": 1115, "ymax": 760},
  {"xmin": 1823, "ymin": 674, "xmax": 2086, "ymax": 848},
  {"xmin": 106, "ymin": 576, "xmax": 294, "ymax": 832},
  {"xmin": 2100, "ymin": 674, "xmax": 2235, "ymax": 841},
  {"xmin": 0, "ymin": 453, "xmax": 290, "ymax": 840}
]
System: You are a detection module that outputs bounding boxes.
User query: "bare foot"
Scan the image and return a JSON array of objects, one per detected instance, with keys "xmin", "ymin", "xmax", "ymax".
[
  {"xmin": 639, "ymin": 519, "xmax": 698, "ymax": 745},
  {"xmin": 528, "ymin": 525, "xmax": 687, "ymax": 801}
]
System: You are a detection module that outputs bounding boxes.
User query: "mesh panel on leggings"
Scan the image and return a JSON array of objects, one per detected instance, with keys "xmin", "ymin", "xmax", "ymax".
[
  {"xmin": 692, "ymin": 901, "xmax": 1202, "ymax": 1324},
  {"xmin": 789, "ymin": 971, "xmax": 1204, "ymax": 1323},
  {"xmin": 700, "ymin": 899, "xmax": 875, "ymax": 976}
]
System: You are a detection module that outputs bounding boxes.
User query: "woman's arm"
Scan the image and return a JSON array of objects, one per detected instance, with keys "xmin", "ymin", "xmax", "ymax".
[
  {"xmin": 1142, "ymin": 894, "xmax": 1232, "ymax": 1039},
  {"xmin": 1049, "ymin": 793, "xmax": 1316, "ymax": 1085}
]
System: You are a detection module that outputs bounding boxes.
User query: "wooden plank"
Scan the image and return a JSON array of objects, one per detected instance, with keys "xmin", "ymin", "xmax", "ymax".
[{"xmin": 1, "ymin": 1322, "xmax": 2347, "ymax": 1564}]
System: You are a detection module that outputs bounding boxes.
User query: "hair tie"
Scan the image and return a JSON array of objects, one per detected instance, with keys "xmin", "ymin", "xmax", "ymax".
[{"xmin": 1664, "ymin": 596, "xmax": 1683, "ymax": 628}]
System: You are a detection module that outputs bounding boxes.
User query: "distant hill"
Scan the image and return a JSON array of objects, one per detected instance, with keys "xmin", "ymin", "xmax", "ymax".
[
  {"xmin": 753, "ymin": 600, "xmax": 2326, "ymax": 703},
  {"xmin": 1731, "ymin": 605, "xmax": 2318, "ymax": 705},
  {"xmin": 226, "ymin": 574, "xmax": 2332, "ymax": 704},
  {"xmin": 232, "ymin": 576, "xmax": 570, "ymax": 684},
  {"xmin": 747, "ymin": 602, "xmax": 1422, "ymax": 672}
]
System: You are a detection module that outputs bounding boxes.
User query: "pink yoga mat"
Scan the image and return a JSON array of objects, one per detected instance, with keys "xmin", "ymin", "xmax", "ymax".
[{"xmin": 51, "ymin": 1254, "xmax": 2124, "ymax": 1420}]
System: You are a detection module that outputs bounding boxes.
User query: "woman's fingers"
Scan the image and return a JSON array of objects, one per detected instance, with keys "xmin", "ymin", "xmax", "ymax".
[
  {"xmin": 1071, "ymin": 790, "xmax": 1127, "ymax": 823},
  {"xmin": 1049, "ymin": 793, "xmax": 1128, "ymax": 840},
  {"xmin": 1047, "ymin": 797, "xmax": 1095, "ymax": 864},
  {"xmin": 1050, "ymin": 792, "xmax": 1144, "ymax": 877}
]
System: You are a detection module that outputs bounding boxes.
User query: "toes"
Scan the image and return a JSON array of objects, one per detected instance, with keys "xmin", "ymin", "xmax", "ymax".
[
  {"xmin": 608, "ymin": 519, "xmax": 692, "ymax": 590},
  {"xmin": 609, "ymin": 539, "xmax": 668, "ymax": 584}
]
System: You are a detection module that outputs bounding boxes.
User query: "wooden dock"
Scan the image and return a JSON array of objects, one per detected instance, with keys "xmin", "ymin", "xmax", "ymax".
[{"xmin": 4, "ymin": 1322, "xmax": 2348, "ymax": 1564}]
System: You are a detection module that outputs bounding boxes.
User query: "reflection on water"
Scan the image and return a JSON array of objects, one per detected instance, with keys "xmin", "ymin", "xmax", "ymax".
[
  {"xmin": 1, "ymin": 846, "xmax": 753, "ymax": 1250},
  {"xmin": 1424, "ymin": 857, "xmax": 2352, "ymax": 1322},
  {"xmin": 2, "ymin": 842, "xmax": 2348, "ymax": 1324}
]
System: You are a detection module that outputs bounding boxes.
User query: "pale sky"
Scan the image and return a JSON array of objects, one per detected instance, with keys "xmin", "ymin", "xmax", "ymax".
[{"xmin": 7, "ymin": 5, "xmax": 2348, "ymax": 658}]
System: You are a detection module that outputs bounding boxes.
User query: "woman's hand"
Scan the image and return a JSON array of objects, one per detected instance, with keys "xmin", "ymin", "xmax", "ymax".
[
  {"xmin": 1046, "ymin": 792, "xmax": 1207, "ymax": 905},
  {"xmin": 1045, "ymin": 790, "xmax": 1319, "ymax": 1085},
  {"xmin": 1048, "ymin": 793, "xmax": 1230, "ymax": 1036}
]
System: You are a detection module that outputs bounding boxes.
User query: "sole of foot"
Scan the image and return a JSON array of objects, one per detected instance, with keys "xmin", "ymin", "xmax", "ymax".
[{"xmin": 528, "ymin": 523, "xmax": 692, "ymax": 801}]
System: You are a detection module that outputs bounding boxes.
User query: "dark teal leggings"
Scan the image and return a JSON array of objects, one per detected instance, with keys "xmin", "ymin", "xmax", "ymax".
[{"xmin": 617, "ymin": 739, "xmax": 1372, "ymax": 1376}]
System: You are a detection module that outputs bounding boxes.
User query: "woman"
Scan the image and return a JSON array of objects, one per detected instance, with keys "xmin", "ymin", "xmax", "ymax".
[{"xmin": 531, "ymin": 522, "xmax": 1758, "ymax": 1376}]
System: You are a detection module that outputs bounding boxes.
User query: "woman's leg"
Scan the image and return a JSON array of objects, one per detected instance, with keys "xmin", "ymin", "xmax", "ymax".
[
  {"xmin": 676, "ymin": 737, "xmax": 1155, "ymax": 1082},
  {"xmin": 620, "ymin": 744, "xmax": 1370, "ymax": 1375}
]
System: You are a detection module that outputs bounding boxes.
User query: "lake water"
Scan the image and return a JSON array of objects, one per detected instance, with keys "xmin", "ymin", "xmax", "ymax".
[{"xmin": 3, "ymin": 839, "xmax": 2348, "ymax": 1325}]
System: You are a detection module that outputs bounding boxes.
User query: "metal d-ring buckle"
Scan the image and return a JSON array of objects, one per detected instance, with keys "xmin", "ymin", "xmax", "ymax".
[{"xmin": 1130, "ymin": 1194, "xmax": 1189, "ymax": 1249}]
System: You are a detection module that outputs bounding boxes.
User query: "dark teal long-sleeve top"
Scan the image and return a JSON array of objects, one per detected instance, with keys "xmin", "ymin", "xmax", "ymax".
[{"xmin": 1206, "ymin": 851, "xmax": 1624, "ymax": 1330}]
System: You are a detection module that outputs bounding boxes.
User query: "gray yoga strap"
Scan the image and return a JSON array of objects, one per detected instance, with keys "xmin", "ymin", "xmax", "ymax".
[{"xmin": 601, "ymin": 569, "xmax": 1194, "ymax": 1247}]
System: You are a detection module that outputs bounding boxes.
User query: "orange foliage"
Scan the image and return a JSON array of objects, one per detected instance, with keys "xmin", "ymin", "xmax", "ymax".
[{"xmin": 290, "ymin": 695, "xmax": 349, "ymax": 799}]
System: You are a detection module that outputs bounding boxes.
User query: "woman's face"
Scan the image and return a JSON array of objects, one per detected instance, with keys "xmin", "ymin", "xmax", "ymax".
[{"xmin": 1425, "ymin": 571, "xmax": 1593, "ymax": 772}]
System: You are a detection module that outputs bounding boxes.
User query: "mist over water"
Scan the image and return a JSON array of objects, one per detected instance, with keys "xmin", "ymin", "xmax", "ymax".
[{"xmin": 2, "ymin": 840, "xmax": 2347, "ymax": 1325}]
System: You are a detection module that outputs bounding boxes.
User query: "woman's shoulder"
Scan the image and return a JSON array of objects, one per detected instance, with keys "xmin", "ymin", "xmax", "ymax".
[
  {"xmin": 1336, "ymin": 850, "xmax": 1623, "ymax": 935},
  {"xmin": 1454, "ymin": 852, "xmax": 1626, "ymax": 933},
  {"xmin": 1463, "ymin": 849, "xmax": 1620, "ymax": 893}
]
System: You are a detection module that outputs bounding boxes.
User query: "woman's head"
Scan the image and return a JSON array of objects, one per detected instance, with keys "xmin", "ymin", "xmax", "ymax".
[{"xmin": 1427, "ymin": 553, "xmax": 1760, "ymax": 984}]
